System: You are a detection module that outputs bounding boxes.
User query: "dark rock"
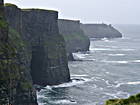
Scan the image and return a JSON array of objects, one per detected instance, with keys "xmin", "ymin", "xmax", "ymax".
[
  {"xmin": 58, "ymin": 19, "xmax": 90, "ymax": 60},
  {"xmin": 81, "ymin": 23, "xmax": 122, "ymax": 38},
  {"xmin": 67, "ymin": 52, "xmax": 75, "ymax": 61},
  {"xmin": 5, "ymin": 4, "xmax": 70, "ymax": 86},
  {"xmin": 21, "ymin": 9, "xmax": 70, "ymax": 86},
  {"xmin": 0, "ymin": 1, "xmax": 38, "ymax": 105}
]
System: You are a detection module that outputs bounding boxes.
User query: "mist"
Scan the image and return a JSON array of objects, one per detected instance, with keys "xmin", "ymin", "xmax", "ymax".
[{"xmin": 5, "ymin": 0, "xmax": 140, "ymax": 24}]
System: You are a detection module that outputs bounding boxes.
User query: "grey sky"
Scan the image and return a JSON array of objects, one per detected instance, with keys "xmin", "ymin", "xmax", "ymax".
[{"xmin": 5, "ymin": 0, "xmax": 140, "ymax": 24}]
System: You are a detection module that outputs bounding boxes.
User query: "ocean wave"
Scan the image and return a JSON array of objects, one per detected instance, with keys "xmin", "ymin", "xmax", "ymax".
[
  {"xmin": 116, "ymin": 81, "xmax": 140, "ymax": 88},
  {"xmin": 102, "ymin": 59, "xmax": 140, "ymax": 64},
  {"xmin": 90, "ymin": 48, "xmax": 135, "ymax": 52},
  {"xmin": 102, "ymin": 60, "xmax": 129, "ymax": 64},
  {"xmin": 48, "ymin": 99, "xmax": 77, "ymax": 104},
  {"xmin": 101, "ymin": 38, "xmax": 116, "ymax": 42},
  {"xmin": 104, "ymin": 91, "xmax": 129, "ymax": 98},
  {"xmin": 71, "ymin": 74, "xmax": 89, "ymax": 77},
  {"xmin": 44, "ymin": 77, "xmax": 91, "ymax": 88},
  {"xmin": 108, "ymin": 54, "xmax": 125, "ymax": 56},
  {"xmin": 133, "ymin": 60, "xmax": 140, "ymax": 63}
]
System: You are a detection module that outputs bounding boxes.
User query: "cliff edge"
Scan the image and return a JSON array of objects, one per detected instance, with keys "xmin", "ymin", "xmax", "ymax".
[
  {"xmin": 81, "ymin": 23, "xmax": 122, "ymax": 39},
  {"xmin": 5, "ymin": 4, "xmax": 70, "ymax": 86},
  {"xmin": 0, "ymin": 1, "xmax": 38, "ymax": 105},
  {"xmin": 58, "ymin": 19, "xmax": 90, "ymax": 60}
]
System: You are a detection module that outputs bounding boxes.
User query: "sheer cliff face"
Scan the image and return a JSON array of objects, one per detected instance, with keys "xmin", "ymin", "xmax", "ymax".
[
  {"xmin": 58, "ymin": 19, "xmax": 90, "ymax": 53},
  {"xmin": 5, "ymin": 5, "xmax": 70, "ymax": 86},
  {"xmin": 81, "ymin": 24, "xmax": 122, "ymax": 38},
  {"xmin": 21, "ymin": 9, "xmax": 70, "ymax": 86},
  {"xmin": 3, "ymin": 4, "xmax": 38, "ymax": 105}
]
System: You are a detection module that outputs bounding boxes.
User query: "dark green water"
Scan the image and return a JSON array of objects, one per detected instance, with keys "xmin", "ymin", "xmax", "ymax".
[{"xmin": 37, "ymin": 25, "xmax": 140, "ymax": 105}]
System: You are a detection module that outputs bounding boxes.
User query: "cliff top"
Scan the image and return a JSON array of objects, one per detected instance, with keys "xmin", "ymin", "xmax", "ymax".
[
  {"xmin": 22, "ymin": 8, "xmax": 58, "ymax": 13},
  {"xmin": 5, "ymin": 3, "xmax": 18, "ymax": 8},
  {"xmin": 5, "ymin": 3, "xmax": 58, "ymax": 13},
  {"xmin": 59, "ymin": 19, "xmax": 80, "ymax": 23}
]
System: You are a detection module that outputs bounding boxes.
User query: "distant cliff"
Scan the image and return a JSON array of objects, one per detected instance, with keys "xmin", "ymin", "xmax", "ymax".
[
  {"xmin": 5, "ymin": 4, "xmax": 70, "ymax": 86},
  {"xmin": 81, "ymin": 24, "xmax": 122, "ymax": 38},
  {"xmin": 58, "ymin": 19, "xmax": 90, "ymax": 60}
]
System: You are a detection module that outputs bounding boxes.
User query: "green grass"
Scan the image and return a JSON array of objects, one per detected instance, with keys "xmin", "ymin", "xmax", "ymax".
[
  {"xmin": 62, "ymin": 33, "xmax": 89, "ymax": 42},
  {"xmin": 0, "ymin": 19, "xmax": 8, "ymax": 28},
  {"xmin": 105, "ymin": 93, "xmax": 140, "ymax": 105},
  {"xmin": 4, "ymin": 3, "xmax": 17, "ymax": 7}
]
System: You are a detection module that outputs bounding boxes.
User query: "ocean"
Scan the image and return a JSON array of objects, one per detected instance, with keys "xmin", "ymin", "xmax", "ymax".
[{"xmin": 37, "ymin": 24, "xmax": 140, "ymax": 105}]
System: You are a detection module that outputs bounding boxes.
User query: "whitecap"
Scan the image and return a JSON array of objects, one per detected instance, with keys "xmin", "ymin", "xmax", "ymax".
[
  {"xmin": 91, "ymin": 48, "xmax": 135, "ymax": 52},
  {"xmin": 108, "ymin": 54, "xmax": 125, "ymax": 56},
  {"xmin": 48, "ymin": 99, "xmax": 77, "ymax": 104},
  {"xmin": 45, "ymin": 86, "xmax": 52, "ymax": 90},
  {"xmin": 102, "ymin": 60, "xmax": 129, "ymax": 64},
  {"xmin": 71, "ymin": 74, "xmax": 89, "ymax": 77},
  {"xmin": 127, "ymin": 81, "xmax": 140, "ymax": 85},
  {"xmin": 101, "ymin": 38, "xmax": 110, "ymax": 42},
  {"xmin": 38, "ymin": 103, "xmax": 46, "ymax": 105},
  {"xmin": 120, "ymin": 49, "xmax": 135, "ymax": 51},
  {"xmin": 50, "ymin": 77, "xmax": 91, "ymax": 88},
  {"xmin": 104, "ymin": 91, "xmax": 129, "ymax": 99},
  {"xmin": 133, "ymin": 60, "xmax": 140, "ymax": 63},
  {"xmin": 104, "ymin": 93, "xmax": 119, "ymax": 98},
  {"xmin": 93, "ymin": 48, "xmax": 113, "ymax": 51},
  {"xmin": 116, "ymin": 81, "xmax": 140, "ymax": 88},
  {"xmin": 73, "ymin": 53, "xmax": 86, "ymax": 59}
]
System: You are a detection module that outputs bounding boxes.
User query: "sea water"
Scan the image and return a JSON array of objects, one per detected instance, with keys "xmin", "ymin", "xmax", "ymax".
[{"xmin": 37, "ymin": 24, "xmax": 140, "ymax": 105}]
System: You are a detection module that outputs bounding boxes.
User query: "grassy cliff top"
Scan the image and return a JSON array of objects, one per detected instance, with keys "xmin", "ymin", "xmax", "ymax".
[
  {"xmin": 105, "ymin": 93, "xmax": 140, "ymax": 105},
  {"xmin": 59, "ymin": 19, "xmax": 80, "ymax": 23},
  {"xmin": 22, "ymin": 8, "xmax": 58, "ymax": 13},
  {"xmin": 4, "ymin": 3, "xmax": 18, "ymax": 8},
  {"xmin": 4, "ymin": 3, "xmax": 57, "ymax": 12}
]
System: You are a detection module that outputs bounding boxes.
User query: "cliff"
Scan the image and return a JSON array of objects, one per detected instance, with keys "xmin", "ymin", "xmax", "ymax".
[
  {"xmin": 0, "ymin": 1, "xmax": 38, "ymax": 105},
  {"xmin": 5, "ymin": 4, "xmax": 70, "ymax": 86},
  {"xmin": 58, "ymin": 19, "xmax": 90, "ymax": 60},
  {"xmin": 105, "ymin": 93, "xmax": 140, "ymax": 105},
  {"xmin": 81, "ymin": 24, "xmax": 122, "ymax": 38}
]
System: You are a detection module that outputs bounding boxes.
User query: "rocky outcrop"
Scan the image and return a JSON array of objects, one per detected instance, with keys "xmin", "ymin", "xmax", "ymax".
[
  {"xmin": 105, "ymin": 93, "xmax": 140, "ymax": 105},
  {"xmin": 81, "ymin": 23, "xmax": 122, "ymax": 38},
  {"xmin": 5, "ymin": 4, "xmax": 70, "ymax": 86},
  {"xmin": 58, "ymin": 19, "xmax": 90, "ymax": 60},
  {"xmin": 0, "ymin": 1, "xmax": 38, "ymax": 105}
]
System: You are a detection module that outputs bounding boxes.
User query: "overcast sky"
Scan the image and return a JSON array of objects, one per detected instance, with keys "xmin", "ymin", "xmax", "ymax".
[{"xmin": 5, "ymin": 0, "xmax": 140, "ymax": 24}]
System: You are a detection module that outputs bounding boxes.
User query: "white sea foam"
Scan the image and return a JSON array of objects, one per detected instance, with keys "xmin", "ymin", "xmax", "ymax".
[
  {"xmin": 108, "ymin": 54, "xmax": 125, "ymax": 56},
  {"xmin": 133, "ymin": 60, "xmax": 140, "ymax": 63},
  {"xmin": 127, "ymin": 81, "xmax": 140, "ymax": 85},
  {"xmin": 37, "ymin": 92, "xmax": 47, "ymax": 105},
  {"xmin": 73, "ymin": 53, "xmax": 86, "ymax": 59},
  {"xmin": 116, "ymin": 81, "xmax": 140, "ymax": 88},
  {"xmin": 102, "ymin": 60, "xmax": 129, "ymax": 64},
  {"xmin": 101, "ymin": 38, "xmax": 110, "ymax": 42},
  {"xmin": 104, "ymin": 91, "xmax": 129, "ymax": 98},
  {"xmin": 90, "ymin": 47, "xmax": 135, "ymax": 52},
  {"xmin": 71, "ymin": 74, "xmax": 89, "ymax": 77},
  {"xmin": 38, "ymin": 103, "xmax": 46, "ymax": 105},
  {"xmin": 93, "ymin": 48, "xmax": 113, "ymax": 51},
  {"xmin": 120, "ymin": 49, "xmax": 135, "ymax": 51},
  {"xmin": 48, "ymin": 77, "xmax": 91, "ymax": 88},
  {"xmin": 48, "ymin": 99, "xmax": 77, "ymax": 104}
]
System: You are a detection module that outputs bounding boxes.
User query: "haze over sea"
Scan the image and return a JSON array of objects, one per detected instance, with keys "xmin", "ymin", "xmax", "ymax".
[{"xmin": 37, "ymin": 24, "xmax": 140, "ymax": 105}]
